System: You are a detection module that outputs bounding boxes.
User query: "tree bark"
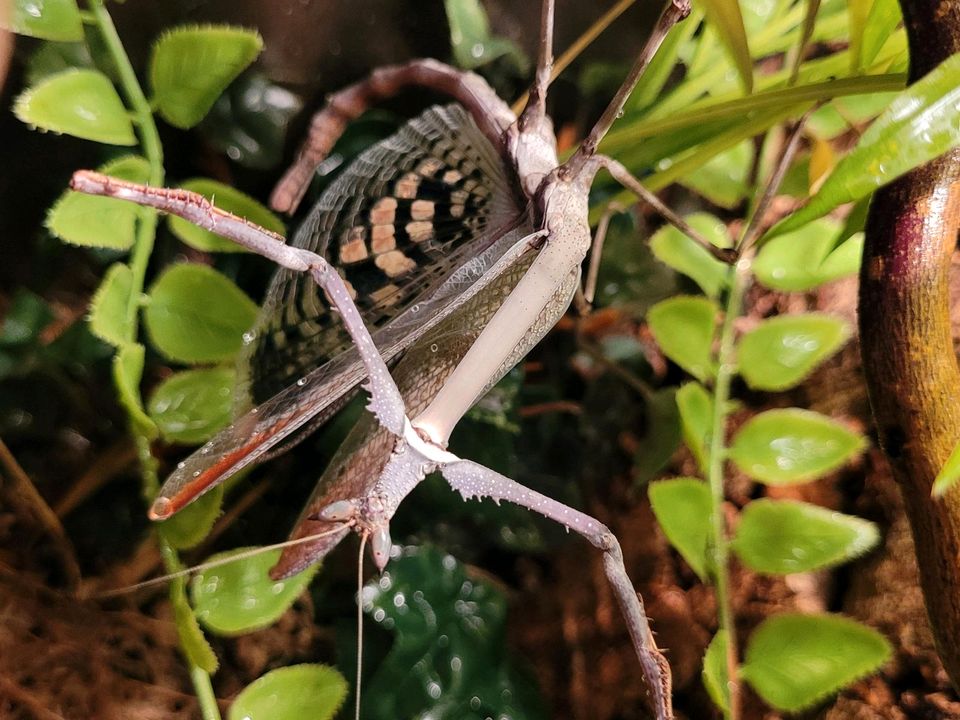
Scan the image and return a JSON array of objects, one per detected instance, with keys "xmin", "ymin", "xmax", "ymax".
[{"xmin": 859, "ymin": 0, "xmax": 960, "ymax": 689}]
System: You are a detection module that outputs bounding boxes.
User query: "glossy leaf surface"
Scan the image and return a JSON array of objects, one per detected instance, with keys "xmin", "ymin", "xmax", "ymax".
[
  {"xmin": 754, "ymin": 219, "xmax": 862, "ymax": 291},
  {"xmin": 649, "ymin": 212, "xmax": 731, "ymax": 297},
  {"xmin": 228, "ymin": 665, "xmax": 347, "ymax": 720},
  {"xmin": 4, "ymin": 0, "xmax": 83, "ymax": 41},
  {"xmin": 148, "ymin": 367, "xmax": 235, "ymax": 444}
]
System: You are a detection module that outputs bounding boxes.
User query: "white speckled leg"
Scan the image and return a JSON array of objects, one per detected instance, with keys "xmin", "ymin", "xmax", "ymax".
[{"xmin": 441, "ymin": 459, "xmax": 673, "ymax": 720}]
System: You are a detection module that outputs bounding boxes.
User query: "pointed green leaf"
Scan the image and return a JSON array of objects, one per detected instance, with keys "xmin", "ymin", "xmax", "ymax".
[
  {"xmin": 3, "ymin": 0, "xmax": 83, "ymax": 41},
  {"xmin": 649, "ymin": 213, "xmax": 731, "ymax": 298},
  {"xmin": 729, "ymin": 408, "xmax": 866, "ymax": 485},
  {"xmin": 737, "ymin": 313, "xmax": 850, "ymax": 391},
  {"xmin": 932, "ymin": 436, "xmax": 960, "ymax": 496},
  {"xmin": 861, "ymin": 0, "xmax": 901, "ymax": 68},
  {"xmin": 847, "ymin": 0, "xmax": 872, "ymax": 72},
  {"xmin": 14, "ymin": 69, "xmax": 135, "ymax": 145},
  {"xmin": 171, "ymin": 588, "xmax": 218, "ymax": 673},
  {"xmin": 676, "ymin": 381, "xmax": 714, "ymax": 474},
  {"xmin": 742, "ymin": 613, "xmax": 891, "ymax": 711},
  {"xmin": 191, "ymin": 547, "xmax": 319, "ymax": 635},
  {"xmin": 698, "ymin": 0, "xmax": 753, "ymax": 92},
  {"xmin": 143, "ymin": 264, "xmax": 257, "ymax": 364},
  {"xmin": 88, "ymin": 263, "xmax": 134, "ymax": 346},
  {"xmin": 648, "ymin": 478, "xmax": 712, "ymax": 580},
  {"xmin": 228, "ymin": 665, "xmax": 348, "ymax": 720},
  {"xmin": 168, "ymin": 178, "xmax": 284, "ymax": 252},
  {"xmin": 47, "ymin": 155, "xmax": 151, "ymax": 249},
  {"xmin": 113, "ymin": 343, "xmax": 159, "ymax": 439},
  {"xmin": 148, "ymin": 366, "xmax": 235, "ymax": 444},
  {"xmin": 159, "ymin": 486, "xmax": 224, "ymax": 550},
  {"xmin": 732, "ymin": 499, "xmax": 880, "ymax": 573},
  {"xmin": 767, "ymin": 53, "xmax": 960, "ymax": 238},
  {"xmin": 647, "ymin": 296, "xmax": 718, "ymax": 382},
  {"xmin": 703, "ymin": 630, "xmax": 730, "ymax": 713},
  {"xmin": 754, "ymin": 218, "xmax": 861, "ymax": 291},
  {"xmin": 150, "ymin": 25, "xmax": 264, "ymax": 129}
]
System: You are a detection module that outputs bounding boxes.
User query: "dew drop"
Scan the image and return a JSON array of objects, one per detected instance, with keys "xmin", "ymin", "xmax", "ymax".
[{"xmin": 297, "ymin": 377, "xmax": 307, "ymax": 386}]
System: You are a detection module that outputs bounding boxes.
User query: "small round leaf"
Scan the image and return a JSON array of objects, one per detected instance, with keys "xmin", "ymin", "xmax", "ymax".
[
  {"xmin": 228, "ymin": 665, "xmax": 348, "ymax": 720},
  {"xmin": 150, "ymin": 26, "xmax": 264, "ymax": 129},
  {"xmin": 14, "ymin": 69, "xmax": 136, "ymax": 145},
  {"xmin": 754, "ymin": 218, "xmax": 856, "ymax": 291},
  {"xmin": 159, "ymin": 485, "xmax": 224, "ymax": 550},
  {"xmin": 143, "ymin": 264, "xmax": 257, "ymax": 364},
  {"xmin": 676, "ymin": 382, "xmax": 714, "ymax": 474},
  {"xmin": 649, "ymin": 477, "xmax": 712, "ymax": 580},
  {"xmin": 650, "ymin": 212, "xmax": 731, "ymax": 297},
  {"xmin": 88, "ymin": 263, "xmax": 133, "ymax": 346},
  {"xmin": 703, "ymin": 630, "xmax": 730, "ymax": 713},
  {"xmin": 647, "ymin": 295, "xmax": 718, "ymax": 382},
  {"xmin": 168, "ymin": 179, "xmax": 284, "ymax": 253},
  {"xmin": 148, "ymin": 366, "xmax": 235, "ymax": 444},
  {"xmin": 742, "ymin": 613, "xmax": 891, "ymax": 711},
  {"xmin": 731, "ymin": 499, "xmax": 879, "ymax": 574},
  {"xmin": 4, "ymin": 0, "xmax": 83, "ymax": 41},
  {"xmin": 729, "ymin": 408, "xmax": 866, "ymax": 485},
  {"xmin": 191, "ymin": 547, "xmax": 319, "ymax": 635},
  {"xmin": 737, "ymin": 313, "xmax": 850, "ymax": 391}
]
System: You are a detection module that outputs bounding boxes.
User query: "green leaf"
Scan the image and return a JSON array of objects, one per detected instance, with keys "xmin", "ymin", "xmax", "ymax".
[
  {"xmin": 14, "ymin": 69, "xmax": 136, "ymax": 145},
  {"xmin": 648, "ymin": 478, "xmax": 713, "ymax": 579},
  {"xmin": 148, "ymin": 366, "xmax": 235, "ymax": 444},
  {"xmin": 647, "ymin": 296, "xmax": 718, "ymax": 382},
  {"xmin": 768, "ymin": 53, "xmax": 960, "ymax": 238},
  {"xmin": 47, "ymin": 155, "xmax": 152, "ymax": 249},
  {"xmin": 732, "ymin": 499, "xmax": 880, "ymax": 573},
  {"xmin": 861, "ymin": 0, "xmax": 901, "ymax": 68},
  {"xmin": 753, "ymin": 218, "xmax": 861, "ymax": 291},
  {"xmin": 932, "ymin": 436, "xmax": 960, "ymax": 496},
  {"xmin": 171, "ymin": 589, "xmax": 218, "ymax": 673},
  {"xmin": 143, "ymin": 264, "xmax": 258, "ymax": 364},
  {"xmin": 742, "ymin": 613, "xmax": 891, "ymax": 711},
  {"xmin": 737, "ymin": 313, "xmax": 850, "ymax": 391},
  {"xmin": 703, "ymin": 630, "xmax": 730, "ymax": 713},
  {"xmin": 112, "ymin": 343, "xmax": 158, "ymax": 440},
  {"xmin": 88, "ymin": 263, "xmax": 134, "ymax": 346},
  {"xmin": 847, "ymin": 0, "xmax": 872, "ymax": 72},
  {"xmin": 443, "ymin": 0, "xmax": 523, "ymax": 70},
  {"xmin": 633, "ymin": 388, "xmax": 683, "ymax": 485},
  {"xmin": 191, "ymin": 547, "xmax": 319, "ymax": 635},
  {"xmin": 159, "ymin": 486, "xmax": 223, "ymax": 550},
  {"xmin": 3, "ymin": 0, "xmax": 83, "ymax": 41},
  {"xmin": 698, "ymin": 0, "xmax": 753, "ymax": 92},
  {"xmin": 228, "ymin": 665, "xmax": 348, "ymax": 720},
  {"xmin": 676, "ymin": 381, "xmax": 714, "ymax": 474},
  {"xmin": 168, "ymin": 179, "xmax": 284, "ymax": 252},
  {"xmin": 150, "ymin": 25, "xmax": 264, "ymax": 129},
  {"xmin": 649, "ymin": 213, "xmax": 731, "ymax": 298},
  {"xmin": 729, "ymin": 408, "xmax": 866, "ymax": 485},
  {"xmin": 678, "ymin": 140, "xmax": 753, "ymax": 209}
]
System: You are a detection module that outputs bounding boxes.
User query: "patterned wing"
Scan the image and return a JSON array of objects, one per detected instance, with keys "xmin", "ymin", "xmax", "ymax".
[{"xmin": 152, "ymin": 105, "xmax": 529, "ymax": 518}]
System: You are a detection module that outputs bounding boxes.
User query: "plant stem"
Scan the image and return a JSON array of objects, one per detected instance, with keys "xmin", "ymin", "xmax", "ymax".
[
  {"xmin": 84, "ymin": 5, "xmax": 221, "ymax": 718},
  {"xmin": 707, "ymin": 256, "xmax": 750, "ymax": 720}
]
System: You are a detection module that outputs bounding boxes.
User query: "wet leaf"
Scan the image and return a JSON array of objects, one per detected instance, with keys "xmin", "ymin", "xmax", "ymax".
[
  {"xmin": 112, "ymin": 343, "xmax": 158, "ymax": 439},
  {"xmin": 171, "ymin": 588, "xmax": 218, "ymax": 673},
  {"xmin": 143, "ymin": 264, "xmax": 257, "ymax": 364},
  {"xmin": 676, "ymin": 381, "xmax": 713, "ymax": 474},
  {"xmin": 767, "ymin": 53, "xmax": 960, "ymax": 238},
  {"xmin": 737, "ymin": 313, "xmax": 850, "ymax": 391},
  {"xmin": 150, "ymin": 26, "xmax": 264, "ymax": 129},
  {"xmin": 47, "ymin": 155, "xmax": 152, "ymax": 249},
  {"xmin": 4, "ymin": 0, "xmax": 83, "ymax": 41},
  {"xmin": 444, "ymin": 0, "xmax": 523, "ymax": 70},
  {"xmin": 648, "ymin": 296, "xmax": 718, "ymax": 382},
  {"xmin": 732, "ymin": 499, "xmax": 879, "ymax": 573},
  {"xmin": 159, "ymin": 486, "xmax": 223, "ymax": 550},
  {"xmin": 703, "ymin": 630, "xmax": 730, "ymax": 713},
  {"xmin": 754, "ymin": 218, "xmax": 861, "ymax": 291},
  {"xmin": 88, "ymin": 263, "xmax": 134, "ymax": 346},
  {"xmin": 932, "ymin": 436, "xmax": 960, "ymax": 496},
  {"xmin": 228, "ymin": 665, "xmax": 348, "ymax": 720},
  {"xmin": 191, "ymin": 547, "xmax": 318, "ymax": 635},
  {"xmin": 633, "ymin": 388, "xmax": 683, "ymax": 485},
  {"xmin": 699, "ymin": 0, "xmax": 753, "ymax": 92},
  {"xmin": 168, "ymin": 179, "xmax": 284, "ymax": 252},
  {"xmin": 148, "ymin": 367, "xmax": 235, "ymax": 444},
  {"xmin": 14, "ymin": 68, "xmax": 136, "ymax": 145},
  {"xmin": 648, "ymin": 477, "xmax": 712, "ymax": 580},
  {"xmin": 362, "ymin": 545, "xmax": 545, "ymax": 720},
  {"xmin": 649, "ymin": 212, "xmax": 731, "ymax": 297},
  {"xmin": 742, "ymin": 614, "xmax": 891, "ymax": 711},
  {"xmin": 729, "ymin": 408, "xmax": 866, "ymax": 485}
]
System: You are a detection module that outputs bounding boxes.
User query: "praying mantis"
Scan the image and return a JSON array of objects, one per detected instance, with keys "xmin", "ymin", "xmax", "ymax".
[{"xmin": 69, "ymin": 2, "xmax": 733, "ymax": 717}]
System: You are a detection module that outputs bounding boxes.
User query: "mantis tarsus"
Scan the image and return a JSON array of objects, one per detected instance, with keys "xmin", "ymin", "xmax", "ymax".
[{"xmin": 71, "ymin": 2, "xmax": 715, "ymax": 717}]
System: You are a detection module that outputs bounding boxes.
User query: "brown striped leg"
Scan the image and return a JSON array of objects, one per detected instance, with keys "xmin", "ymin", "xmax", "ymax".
[
  {"xmin": 441, "ymin": 459, "xmax": 674, "ymax": 720},
  {"xmin": 271, "ymin": 59, "xmax": 516, "ymax": 214}
]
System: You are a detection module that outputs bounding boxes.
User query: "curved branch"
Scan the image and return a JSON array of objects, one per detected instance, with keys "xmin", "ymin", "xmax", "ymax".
[{"xmin": 858, "ymin": 0, "xmax": 960, "ymax": 688}]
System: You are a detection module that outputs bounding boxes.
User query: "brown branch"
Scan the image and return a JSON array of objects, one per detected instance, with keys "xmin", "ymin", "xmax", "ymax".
[{"xmin": 858, "ymin": 0, "xmax": 960, "ymax": 689}]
